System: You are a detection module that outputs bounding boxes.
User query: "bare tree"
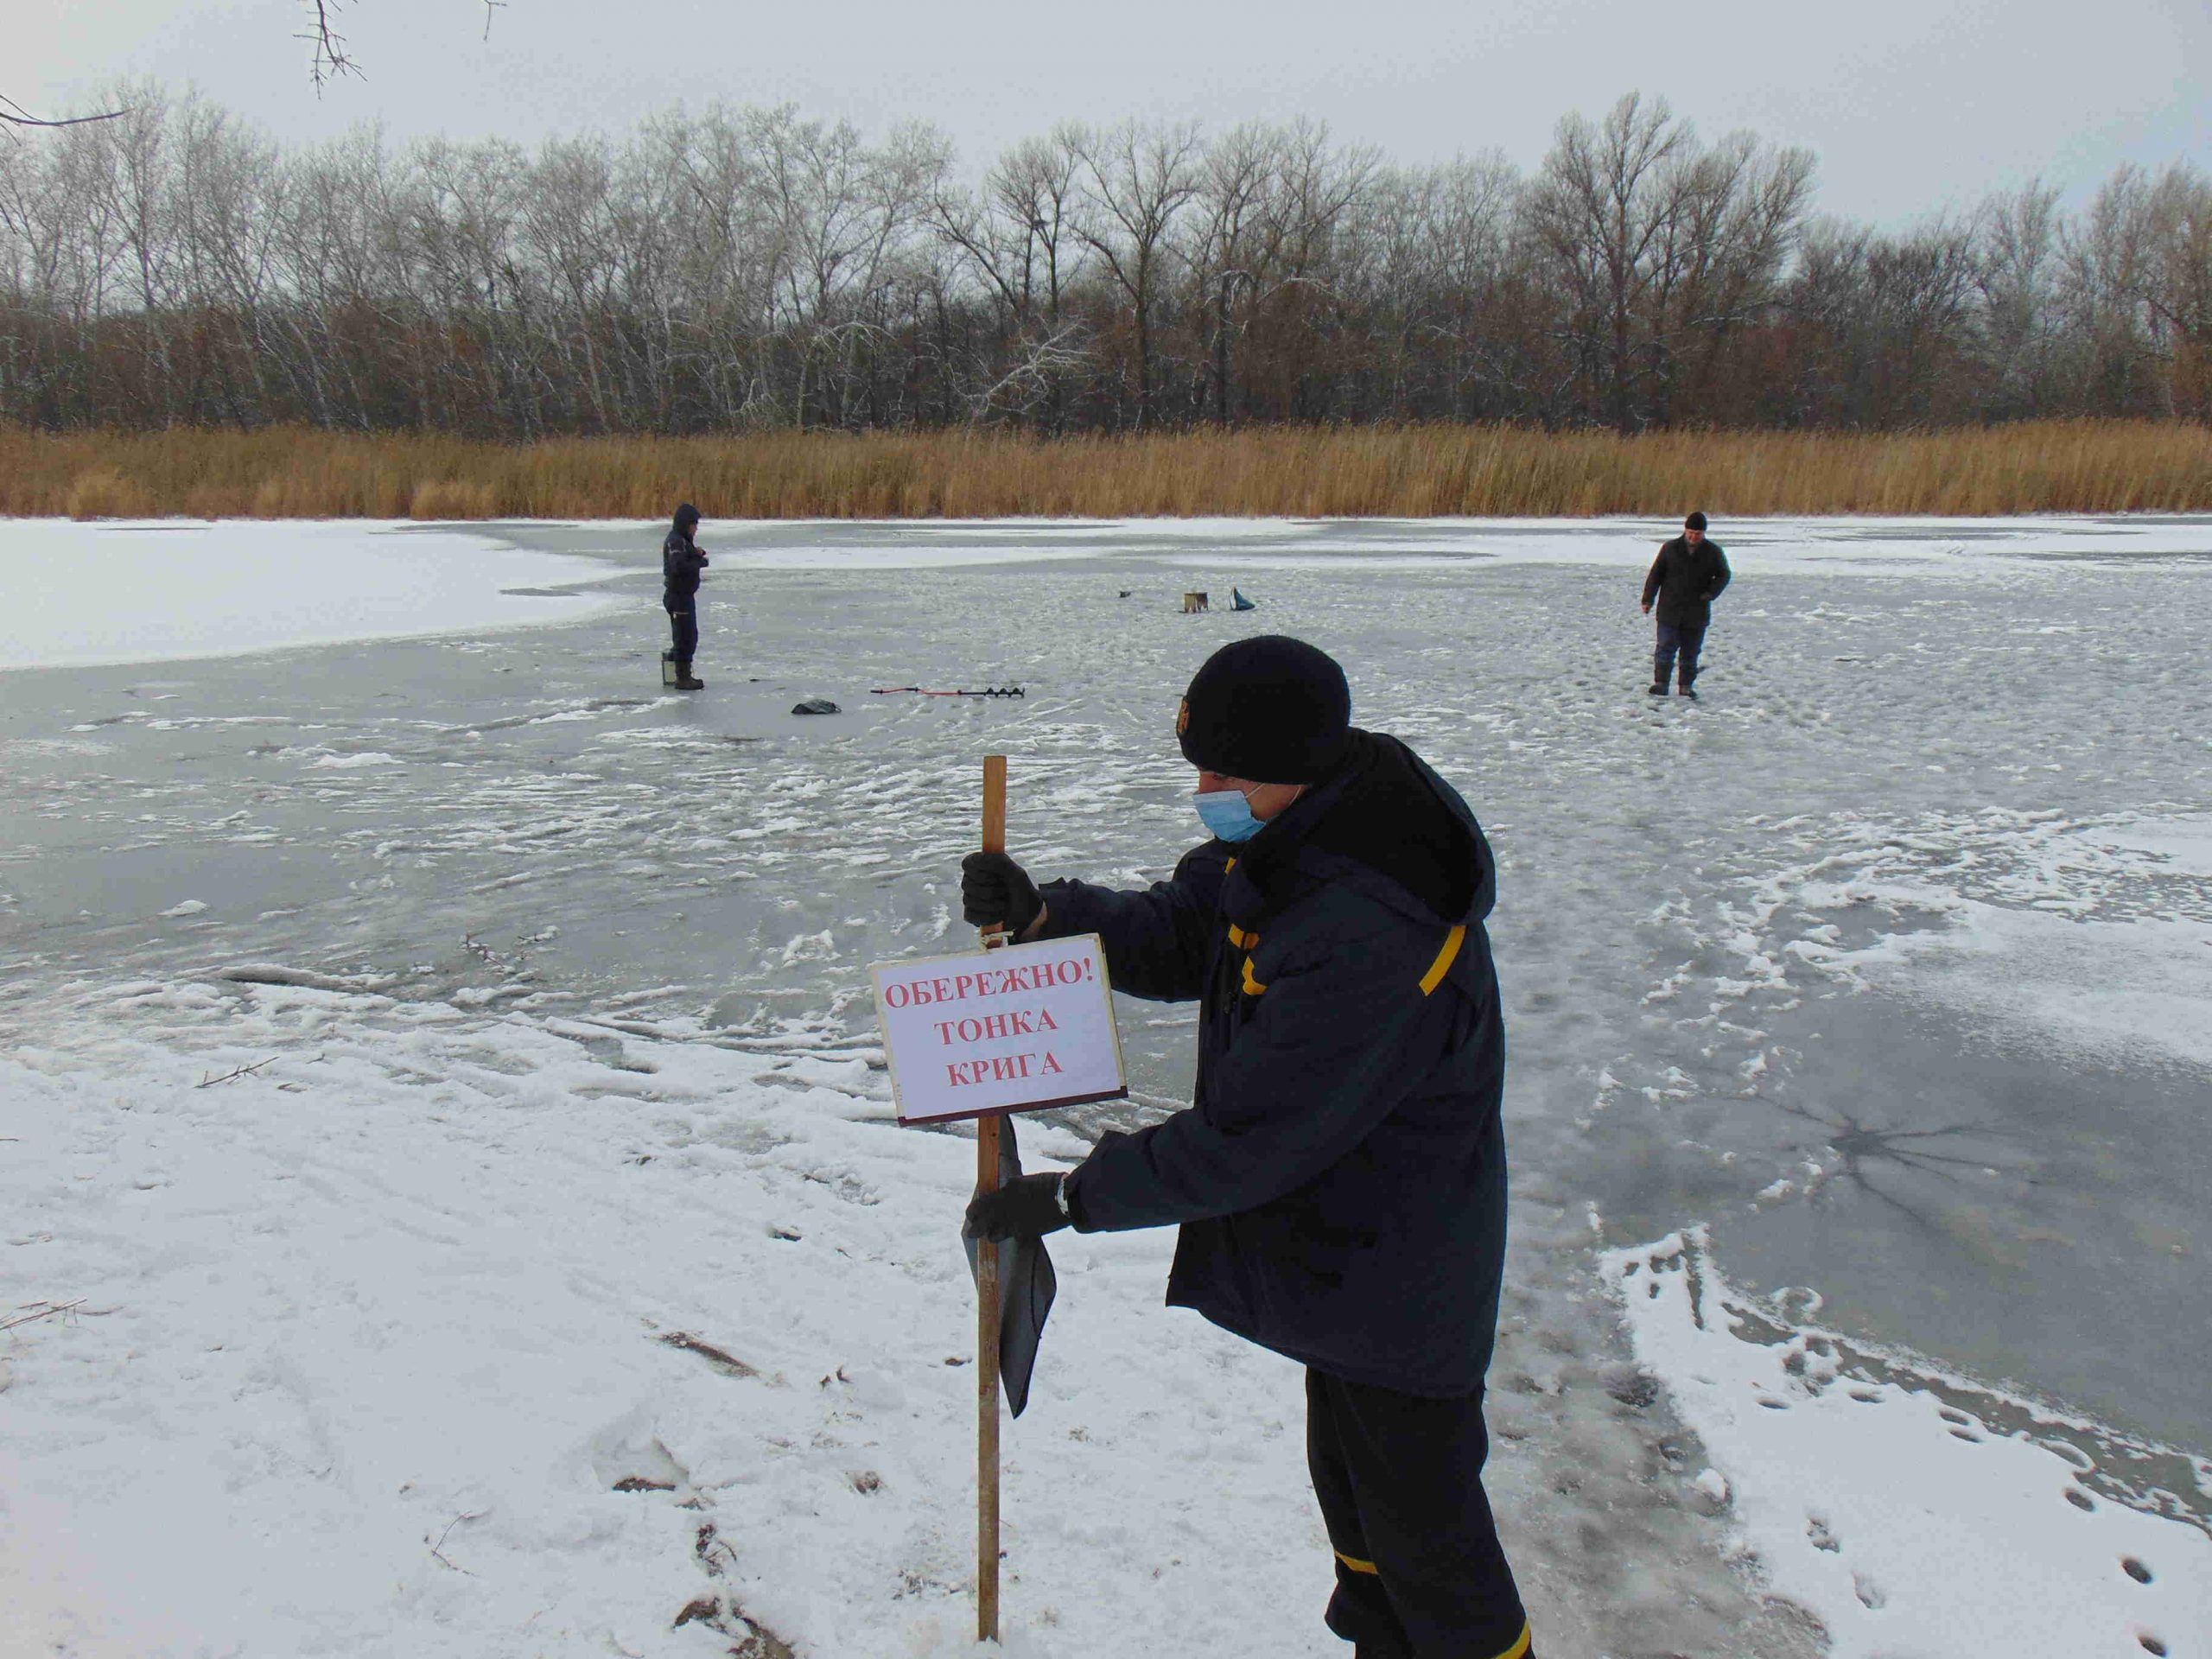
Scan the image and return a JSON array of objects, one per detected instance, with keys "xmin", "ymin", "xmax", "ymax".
[
  {"xmin": 1783, "ymin": 215, "xmax": 1979, "ymax": 426},
  {"xmin": 1336, "ymin": 154, "xmax": 1541, "ymax": 420},
  {"xmin": 1973, "ymin": 181, "xmax": 2063, "ymax": 418},
  {"xmin": 1071, "ymin": 119, "xmax": 1203, "ymax": 428},
  {"xmin": 930, "ymin": 130, "xmax": 1093, "ymax": 427},
  {"xmin": 0, "ymin": 83, "xmax": 2202, "ymax": 437},
  {"xmin": 1191, "ymin": 120, "xmax": 1375, "ymax": 423},
  {"xmin": 1523, "ymin": 93, "xmax": 1690, "ymax": 429},
  {"xmin": 2138, "ymin": 164, "xmax": 2212, "ymax": 421}
]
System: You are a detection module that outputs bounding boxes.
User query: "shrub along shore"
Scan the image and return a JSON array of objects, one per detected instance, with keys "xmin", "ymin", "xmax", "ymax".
[{"xmin": 5, "ymin": 420, "xmax": 2209, "ymax": 521}]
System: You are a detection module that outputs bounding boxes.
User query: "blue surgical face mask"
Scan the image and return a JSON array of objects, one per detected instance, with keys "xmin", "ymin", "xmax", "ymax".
[{"xmin": 1194, "ymin": 786, "xmax": 1265, "ymax": 843}]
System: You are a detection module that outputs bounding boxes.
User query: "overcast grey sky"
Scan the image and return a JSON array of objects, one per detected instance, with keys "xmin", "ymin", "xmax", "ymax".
[{"xmin": 16, "ymin": 0, "xmax": 2209, "ymax": 222}]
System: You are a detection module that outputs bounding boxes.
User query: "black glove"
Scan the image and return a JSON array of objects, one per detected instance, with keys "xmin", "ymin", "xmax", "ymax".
[
  {"xmin": 960, "ymin": 851, "xmax": 1043, "ymax": 937},
  {"xmin": 964, "ymin": 1171, "xmax": 1070, "ymax": 1242}
]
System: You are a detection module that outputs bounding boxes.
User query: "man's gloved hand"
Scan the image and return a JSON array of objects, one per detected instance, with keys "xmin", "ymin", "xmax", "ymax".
[
  {"xmin": 960, "ymin": 851, "xmax": 1043, "ymax": 937},
  {"xmin": 964, "ymin": 1171, "xmax": 1070, "ymax": 1242}
]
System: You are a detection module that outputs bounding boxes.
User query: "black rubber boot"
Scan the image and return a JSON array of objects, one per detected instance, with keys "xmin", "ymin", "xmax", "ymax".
[
  {"xmin": 1647, "ymin": 683, "xmax": 1667, "ymax": 696},
  {"xmin": 676, "ymin": 662, "xmax": 705, "ymax": 691}
]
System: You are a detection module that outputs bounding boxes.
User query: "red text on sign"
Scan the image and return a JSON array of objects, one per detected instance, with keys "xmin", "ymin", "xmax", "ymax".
[
  {"xmin": 946, "ymin": 1052, "xmax": 1067, "ymax": 1088},
  {"xmin": 881, "ymin": 957, "xmax": 1096, "ymax": 1010},
  {"xmin": 933, "ymin": 1007, "xmax": 1060, "ymax": 1046}
]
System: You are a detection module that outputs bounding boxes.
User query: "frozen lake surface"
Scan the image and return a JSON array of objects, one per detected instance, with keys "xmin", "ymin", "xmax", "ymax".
[
  {"xmin": 3, "ymin": 514, "xmax": 2209, "ymax": 1656},
  {"xmin": 0, "ymin": 518, "xmax": 626, "ymax": 670}
]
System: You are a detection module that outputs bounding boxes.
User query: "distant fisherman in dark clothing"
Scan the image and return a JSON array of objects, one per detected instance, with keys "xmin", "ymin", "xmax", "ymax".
[
  {"xmin": 663, "ymin": 503, "xmax": 709, "ymax": 691},
  {"xmin": 961, "ymin": 636, "xmax": 1533, "ymax": 1659},
  {"xmin": 1642, "ymin": 511, "xmax": 1731, "ymax": 699}
]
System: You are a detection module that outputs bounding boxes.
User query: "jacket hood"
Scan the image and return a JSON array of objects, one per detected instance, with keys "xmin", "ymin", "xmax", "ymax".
[{"xmin": 1223, "ymin": 729, "xmax": 1492, "ymax": 929}]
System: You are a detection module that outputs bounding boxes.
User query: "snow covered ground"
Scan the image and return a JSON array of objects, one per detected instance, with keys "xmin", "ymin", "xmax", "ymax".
[
  {"xmin": 0, "ymin": 520, "xmax": 627, "ymax": 670},
  {"xmin": 3, "ymin": 513, "xmax": 2209, "ymax": 1657},
  {"xmin": 1609, "ymin": 1229, "xmax": 2211, "ymax": 1659}
]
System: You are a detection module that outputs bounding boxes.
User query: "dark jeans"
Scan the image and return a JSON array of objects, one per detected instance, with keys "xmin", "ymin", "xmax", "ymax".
[
  {"xmin": 1654, "ymin": 620, "xmax": 1706, "ymax": 690},
  {"xmin": 666, "ymin": 601, "xmax": 698, "ymax": 664},
  {"xmin": 1306, "ymin": 1369, "xmax": 1531, "ymax": 1659}
]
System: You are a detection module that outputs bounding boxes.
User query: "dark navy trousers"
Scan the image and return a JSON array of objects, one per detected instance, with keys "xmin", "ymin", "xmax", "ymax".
[
  {"xmin": 1654, "ymin": 620, "xmax": 1706, "ymax": 690},
  {"xmin": 666, "ymin": 601, "xmax": 698, "ymax": 664},
  {"xmin": 1307, "ymin": 1369, "xmax": 1531, "ymax": 1659}
]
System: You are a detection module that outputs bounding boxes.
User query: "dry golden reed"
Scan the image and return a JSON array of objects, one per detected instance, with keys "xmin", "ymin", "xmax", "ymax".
[{"xmin": 1, "ymin": 421, "xmax": 2207, "ymax": 521}]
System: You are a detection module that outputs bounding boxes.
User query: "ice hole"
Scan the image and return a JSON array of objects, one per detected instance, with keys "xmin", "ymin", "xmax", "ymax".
[{"xmin": 2122, "ymin": 1557, "xmax": 2152, "ymax": 1585}]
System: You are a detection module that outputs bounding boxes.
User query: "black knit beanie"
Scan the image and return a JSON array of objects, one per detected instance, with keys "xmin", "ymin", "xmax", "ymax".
[
  {"xmin": 1685, "ymin": 510, "xmax": 1707, "ymax": 531},
  {"xmin": 1177, "ymin": 636, "xmax": 1351, "ymax": 784},
  {"xmin": 674, "ymin": 502, "xmax": 701, "ymax": 528}
]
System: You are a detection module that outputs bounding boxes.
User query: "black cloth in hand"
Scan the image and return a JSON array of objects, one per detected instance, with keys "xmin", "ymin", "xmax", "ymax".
[
  {"xmin": 960, "ymin": 851, "xmax": 1043, "ymax": 937},
  {"xmin": 963, "ymin": 1120, "xmax": 1058, "ymax": 1416},
  {"xmin": 964, "ymin": 1171, "xmax": 1069, "ymax": 1242}
]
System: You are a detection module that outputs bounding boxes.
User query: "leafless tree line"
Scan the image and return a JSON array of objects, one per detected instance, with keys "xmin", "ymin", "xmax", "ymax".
[{"xmin": 2, "ymin": 86, "xmax": 2207, "ymax": 435}]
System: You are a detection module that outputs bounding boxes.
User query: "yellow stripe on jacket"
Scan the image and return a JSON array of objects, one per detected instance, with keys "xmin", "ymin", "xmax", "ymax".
[{"xmin": 1419, "ymin": 924, "xmax": 1466, "ymax": 996}]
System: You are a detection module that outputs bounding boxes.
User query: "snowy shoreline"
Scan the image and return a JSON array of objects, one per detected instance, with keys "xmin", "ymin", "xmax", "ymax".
[{"xmin": 1610, "ymin": 1229, "xmax": 2211, "ymax": 1659}]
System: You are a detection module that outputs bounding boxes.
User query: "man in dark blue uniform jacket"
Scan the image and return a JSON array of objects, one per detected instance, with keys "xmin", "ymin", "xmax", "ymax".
[
  {"xmin": 963, "ymin": 636, "xmax": 1532, "ymax": 1659},
  {"xmin": 662, "ymin": 503, "xmax": 709, "ymax": 690}
]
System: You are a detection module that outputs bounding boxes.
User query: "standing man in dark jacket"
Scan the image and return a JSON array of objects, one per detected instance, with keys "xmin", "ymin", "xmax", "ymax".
[
  {"xmin": 662, "ymin": 503, "xmax": 709, "ymax": 691},
  {"xmin": 962, "ymin": 636, "xmax": 1533, "ymax": 1659},
  {"xmin": 1641, "ymin": 510, "xmax": 1731, "ymax": 699}
]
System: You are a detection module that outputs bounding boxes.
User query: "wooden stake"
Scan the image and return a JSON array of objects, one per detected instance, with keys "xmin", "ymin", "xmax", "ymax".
[{"xmin": 976, "ymin": 752, "xmax": 1008, "ymax": 1643}]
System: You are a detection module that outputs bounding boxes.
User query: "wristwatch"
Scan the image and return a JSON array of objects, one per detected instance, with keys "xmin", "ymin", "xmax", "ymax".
[{"xmin": 1053, "ymin": 1171, "xmax": 1075, "ymax": 1221}]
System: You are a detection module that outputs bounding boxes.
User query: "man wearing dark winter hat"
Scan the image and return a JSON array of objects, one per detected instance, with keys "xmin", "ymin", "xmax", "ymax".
[
  {"xmin": 662, "ymin": 503, "xmax": 709, "ymax": 690},
  {"xmin": 1641, "ymin": 511, "xmax": 1732, "ymax": 699},
  {"xmin": 962, "ymin": 635, "xmax": 1533, "ymax": 1659}
]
